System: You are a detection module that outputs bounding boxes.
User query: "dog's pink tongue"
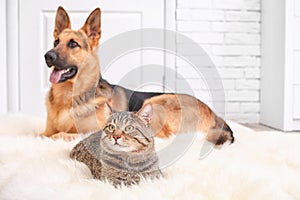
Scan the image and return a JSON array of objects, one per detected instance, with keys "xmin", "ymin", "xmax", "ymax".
[{"xmin": 49, "ymin": 69, "xmax": 64, "ymax": 84}]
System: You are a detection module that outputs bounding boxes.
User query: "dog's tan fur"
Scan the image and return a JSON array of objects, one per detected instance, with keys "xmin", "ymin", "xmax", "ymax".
[
  {"xmin": 42, "ymin": 7, "xmax": 234, "ymax": 145},
  {"xmin": 139, "ymin": 94, "xmax": 234, "ymax": 145},
  {"xmin": 43, "ymin": 7, "xmax": 109, "ymax": 140}
]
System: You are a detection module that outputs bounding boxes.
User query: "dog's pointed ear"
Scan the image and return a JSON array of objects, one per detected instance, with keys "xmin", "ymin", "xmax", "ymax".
[
  {"xmin": 81, "ymin": 8, "xmax": 101, "ymax": 48},
  {"xmin": 54, "ymin": 6, "xmax": 71, "ymax": 38},
  {"xmin": 137, "ymin": 104, "xmax": 153, "ymax": 125}
]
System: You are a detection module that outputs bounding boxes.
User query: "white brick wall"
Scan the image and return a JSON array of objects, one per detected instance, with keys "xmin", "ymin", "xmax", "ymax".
[{"xmin": 176, "ymin": 0, "xmax": 261, "ymax": 123}]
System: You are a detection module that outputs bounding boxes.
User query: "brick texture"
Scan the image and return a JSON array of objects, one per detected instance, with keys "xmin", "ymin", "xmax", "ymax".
[{"xmin": 176, "ymin": 0, "xmax": 261, "ymax": 123}]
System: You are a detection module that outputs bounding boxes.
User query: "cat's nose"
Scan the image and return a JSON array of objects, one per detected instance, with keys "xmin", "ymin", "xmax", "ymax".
[{"xmin": 112, "ymin": 135, "xmax": 121, "ymax": 141}]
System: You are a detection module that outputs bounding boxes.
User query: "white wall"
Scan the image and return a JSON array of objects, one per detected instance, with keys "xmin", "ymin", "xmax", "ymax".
[{"xmin": 176, "ymin": 0, "xmax": 261, "ymax": 123}]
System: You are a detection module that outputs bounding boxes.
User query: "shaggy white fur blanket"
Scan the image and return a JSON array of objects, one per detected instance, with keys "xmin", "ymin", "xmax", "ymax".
[{"xmin": 0, "ymin": 114, "xmax": 299, "ymax": 200}]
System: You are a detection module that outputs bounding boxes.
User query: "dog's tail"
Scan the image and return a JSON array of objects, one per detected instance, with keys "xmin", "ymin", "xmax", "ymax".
[
  {"xmin": 220, "ymin": 118, "xmax": 234, "ymax": 144},
  {"xmin": 206, "ymin": 115, "xmax": 235, "ymax": 146}
]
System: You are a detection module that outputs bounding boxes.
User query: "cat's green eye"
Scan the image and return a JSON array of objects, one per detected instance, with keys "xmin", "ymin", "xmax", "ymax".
[
  {"xmin": 106, "ymin": 124, "xmax": 115, "ymax": 132},
  {"xmin": 125, "ymin": 125, "xmax": 134, "ymax": 132}
]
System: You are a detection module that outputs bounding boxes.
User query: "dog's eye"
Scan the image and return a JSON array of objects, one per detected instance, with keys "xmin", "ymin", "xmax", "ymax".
[
  {"xmin": 68, "ymin": 39, "xmax": 80, "ymax": 49},
  {"xmin": 54, "ymin": 39, "xmax": 59, "ymax": 47}
]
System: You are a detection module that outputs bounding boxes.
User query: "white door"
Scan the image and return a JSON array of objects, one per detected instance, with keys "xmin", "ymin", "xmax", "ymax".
[{"xmin": 16, "ymin": 0, "xmax": 174, "ymax": 117}]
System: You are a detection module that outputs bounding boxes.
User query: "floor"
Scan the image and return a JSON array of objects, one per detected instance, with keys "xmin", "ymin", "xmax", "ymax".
[
  {"xmin": 242, "ymin": 123, "xmax": 300, "ymax": 133},
  {"xmin": 241, "ymin": 123, "xmax": 277, "ymax": 132}
]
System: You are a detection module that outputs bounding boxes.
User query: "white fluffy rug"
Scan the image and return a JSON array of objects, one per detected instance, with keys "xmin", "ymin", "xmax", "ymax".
[{"xmin": 0, "ymin": 113, "xmax": 300, "ymax": 200}]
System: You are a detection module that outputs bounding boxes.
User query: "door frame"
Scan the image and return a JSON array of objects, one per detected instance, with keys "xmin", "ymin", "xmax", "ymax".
[
  {"xmin": 5, "ymin": 0, "xmax": 176, "ymax": 113},
  {"xmin": 6, "ymin": 0, "xmax": 20, "ymax": 113},
  {"xmin": 0, "ymin": 0, "xmax": 7, "ymax": 115}
]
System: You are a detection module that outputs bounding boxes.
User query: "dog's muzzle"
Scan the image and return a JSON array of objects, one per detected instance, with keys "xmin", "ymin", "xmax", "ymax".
[
  {"xmin": 45, "ymin": 50, "xmax": 58, "ymax": 67},
  {"xmin": 44, "ymin": 50, "xmax": 78, "ymax": 84}
]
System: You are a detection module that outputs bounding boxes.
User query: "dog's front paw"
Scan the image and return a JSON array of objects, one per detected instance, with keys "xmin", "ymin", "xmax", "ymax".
[{"xmin": 51, "ymin": 132, "xmax": 79, "ymax": 141}]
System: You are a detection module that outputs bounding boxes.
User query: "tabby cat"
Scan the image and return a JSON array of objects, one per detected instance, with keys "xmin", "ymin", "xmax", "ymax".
[{"xmin": 70, "ymin": 104, "xmax": 161, "ymax": 187}]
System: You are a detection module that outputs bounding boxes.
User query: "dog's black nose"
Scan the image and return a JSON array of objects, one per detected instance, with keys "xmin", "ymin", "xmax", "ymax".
[{"xmin": 44, "ymin": 50, "xmax": 57, "ymax": 67}]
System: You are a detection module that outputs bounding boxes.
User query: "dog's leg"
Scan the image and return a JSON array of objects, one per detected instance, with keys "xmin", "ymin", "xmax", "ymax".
[
  {"xmin": 41, "ymin": 119, "xmax": 58, "ymax": 137},
  {"xmin": 50, "ymin": 132, "xmax": 79, "ymax": 141}
]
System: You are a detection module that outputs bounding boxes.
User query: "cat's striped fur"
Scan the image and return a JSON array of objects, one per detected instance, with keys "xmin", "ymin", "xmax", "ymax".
[{"xmin": 70, "ymin": 105, "xmax": 161, "ymax": 187}]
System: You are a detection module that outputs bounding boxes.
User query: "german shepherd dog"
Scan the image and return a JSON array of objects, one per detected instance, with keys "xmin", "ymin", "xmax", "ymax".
[{"xmin": 42, "ymin": 7, "xmax": 234, "ymax": 146}]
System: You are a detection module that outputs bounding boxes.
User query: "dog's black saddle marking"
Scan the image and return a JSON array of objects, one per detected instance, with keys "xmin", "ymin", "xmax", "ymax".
[
  {"xmin": 99, "ymin": 78, "xmax": 163, "ymax": 111},
  {"xmin": 122, "ymin": 88, "xmax": 163, "ymax": 111}
]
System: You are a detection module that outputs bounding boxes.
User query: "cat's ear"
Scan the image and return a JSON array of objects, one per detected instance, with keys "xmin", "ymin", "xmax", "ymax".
[{"xmin": 138, "ymin": 104, "xmax": 153, "ymax": 125}]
